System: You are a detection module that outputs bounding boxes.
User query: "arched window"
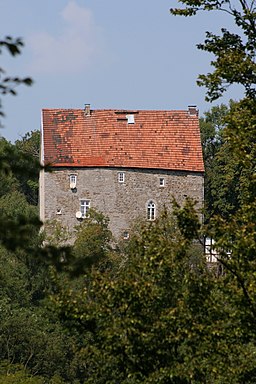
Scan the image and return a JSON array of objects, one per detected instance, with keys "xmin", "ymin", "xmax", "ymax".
[{"xmin": 147, "ymin": 200, "xmax": 156, "ymax": 221}]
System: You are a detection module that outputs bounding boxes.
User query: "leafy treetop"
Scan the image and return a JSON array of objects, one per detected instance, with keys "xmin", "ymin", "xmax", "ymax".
[
  {"xmin": 0, "ymin": 37, "xmax": 33, "ymax": 124},
  {"xmin": 170, "ymin": 0, "xmax": 256, "ymax": 101}
]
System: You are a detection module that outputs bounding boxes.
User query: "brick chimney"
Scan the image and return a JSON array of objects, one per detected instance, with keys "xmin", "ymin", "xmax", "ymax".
[
  {"xmin": 188, "ymin": 105, "xmax": 198, "ymax": 116},
  {"xmin": 84, "ymin": 104, "xmax": 90, "ymax": 116}
]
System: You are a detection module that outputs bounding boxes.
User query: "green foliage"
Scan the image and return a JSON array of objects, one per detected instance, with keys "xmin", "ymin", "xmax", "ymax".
[
  {"xmin": 0, "ymin": 36, "xmax": 33, "ymax": 123},
  {"xmin": 200, "ymin": 103, "xmax": 228, "ymax": 159},
  {"xmin": 43, "ymin": 220, "xmax": 72, "ymax": 247},
  {"xmin": 54, "ymin": 210, "xmax": 198, "ymax": 382},
  {"xmin": 0, "ymin": 8, "xmax": 255, "ymax": 382},
  {"xmin": 72, "ymin": 209, "xmax": 114, "ymax": 275},
  {"xmin": 0, "ymin": 33, "xmax": 89, "ymax": 384},
  {"xmin": 206, "ymin": 97, "xmax": 256, "ymax": 327},
  {"xmin": 0, "ymin": 361, "xmax": 44, "ymax": 383},
  {"xmin": 0, "ymin": 137, "xmax": 41, "ymax": 251},
  {"xmin": 170, "ymin": 0, "xmax": 256, "ymax": 101},
  {"xmin": 172, "ymin": 198, "xmax": 201, "ymax": 241},
  {"xmin": 201, "ymin": 97, "xmax": 256, "ymax": 224},
  {"xmin": 0, "ymin": 300, "xmax": 76, "ymax": 381},
  {"xmin": 52, "ymin": 207, "xmax": 256, "ymax": 383},
  {"xmin": 170, "ymin": 5, "xmax": 256, "ymax": 383},
  {"xmin": 199, "ymin": 102, "xmax": 243, "ymax": 221},
  {"xmin": 0, "ymin": 239, "xmax": 83, "ymax": 383},
  {"xmin": 47, "ymin": 2, "xmax": 256, "ymax": 383},
  {"xmin": 0, "ymin": 137, "xmax": 40, "ymax": 195},
  {"xmin": 0, "ymin": 190, "xmax": 40, "ymax": 251},
  {"xmin": 15, "ymin": 130, "xmax": 40, "ymax": 205}
]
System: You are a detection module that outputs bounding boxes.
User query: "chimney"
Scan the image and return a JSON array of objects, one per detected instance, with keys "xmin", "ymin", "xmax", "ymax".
[
  {"xmin": 188, "ymin": 105, "xmax": 198, "ymax": 116},
  {"xmin": 84, "ymin": 104, "xmax": 90, "ymax": 116}
]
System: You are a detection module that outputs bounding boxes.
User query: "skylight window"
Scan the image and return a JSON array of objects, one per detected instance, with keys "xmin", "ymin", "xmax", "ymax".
[{"xmin": 126, "ymin": 114, "xmax": 135, "ymax": 124}]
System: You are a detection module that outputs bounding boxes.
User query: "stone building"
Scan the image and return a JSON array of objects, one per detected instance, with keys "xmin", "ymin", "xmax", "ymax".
[{"xmin": 40, "ymin": 104, "xmax": 204, "ymax": 240}]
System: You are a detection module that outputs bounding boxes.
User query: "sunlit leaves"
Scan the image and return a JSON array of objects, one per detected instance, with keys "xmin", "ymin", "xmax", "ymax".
[{"xmin": 170, "ymin": 0, "xmax": 256, "ymax": 102}]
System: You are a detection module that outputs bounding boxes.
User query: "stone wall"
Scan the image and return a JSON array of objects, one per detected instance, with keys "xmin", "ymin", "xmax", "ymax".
[{"xmin": 42, "ymin": 167, "xmax": 204, "ymax": 241}]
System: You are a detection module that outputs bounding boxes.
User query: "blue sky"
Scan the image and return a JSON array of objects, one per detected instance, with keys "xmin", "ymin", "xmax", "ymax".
[{"xmin": 1, "ymin": 0, "xmax": 243, "ymax": 141}]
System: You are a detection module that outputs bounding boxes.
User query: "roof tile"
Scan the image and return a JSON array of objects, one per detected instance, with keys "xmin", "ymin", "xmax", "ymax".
[{"xmin": 42, "ymin": 108, "xmax": 204, "ymax": 172}]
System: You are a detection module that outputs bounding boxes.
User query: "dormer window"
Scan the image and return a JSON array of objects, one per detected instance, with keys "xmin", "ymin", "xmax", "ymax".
[
  {"xmin": 69, "ymin": 174, "xmax": 77, "ymax": 189},
  {"xmin": 118, "ymin": 172, "xmax": 125, "ymax": 183},
  {"xmin": 126, "ymin": 114, "xmax": 135, "ymax": 124}
]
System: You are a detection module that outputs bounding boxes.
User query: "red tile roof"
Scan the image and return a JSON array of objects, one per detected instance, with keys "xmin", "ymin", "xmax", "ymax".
[{"xmin": 42, "ymin": 107, "xmax": 204, "ymax": 172}]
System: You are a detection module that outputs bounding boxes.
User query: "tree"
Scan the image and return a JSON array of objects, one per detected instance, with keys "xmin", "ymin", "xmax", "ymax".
[
  {"xmin": 0, "ymin": 37, "xmax": 40, "ymax": 249},
  {"xmin": 170, "ymin": 1, "xmax": 256, "ymax": 238},
  {"xmin": 0, "ymin": 361, "xmax": 44, "ymax": 384},
  {"xmin": 49, "ymin": 2, "xmax": 256, "ymax": 383},
  {"xmin": 0, "ymin": 136, "xmax": 40, "ymax": 199},
  {"xmin": 200, "ymin": 103, "xmax": 228, "ymax": 221},
  {"xmin": 0, "ymin": 34, "xmax": 83, "ymax": 383},
  {"xmin": 170, "ymin": 0, "xmax": 256, "ymax": 102},
  {"xmin": 1, "ymin": 5, "xmax": 255, "ymax": 382},
  {"xmin": 199, "ymin": 101, "xmax": 249, "ymax": 221},
  {"xmin": 0, "ymin": 236, "xmax": 85, "ymax": 383},
  {"xmin": 171, "ymin": 0, "xmax": 256, "ymax": 377},
  {"xmin": 52, "ymin": 206, "xmax": 256, "ymax": 383},
  {"xmin": 15, "ymin": 130, "xmax": 40, "ymax": 205},
  {"xmin": 72, "ymin": 210, "xmax": 114, "ymax": 274}
]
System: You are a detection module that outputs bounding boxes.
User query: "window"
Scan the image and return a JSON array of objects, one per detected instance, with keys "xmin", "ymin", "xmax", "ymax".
[
  {"xmin": 80, "ymin": 200, "xmax": 90, "ymax": 218},
  {"xmin": 118, "ymin": 172, "xmax": 125, "ymax": 183},
  {"xmin": 126, "ymin": 114, "xmax": 135, "ymax": 124},
  {"xmin": 123, "ymin": 231, "xmax": 130, "ymax": 240},
  {"xmin": 159, "ymin": 177, "xmax": 165, "ymax": 187},
  {"xmin": 147, "ymin": 201, "xmax": 156, "ymax": 221},
  {"xmin": 69, "ymin": 174, "xmax": 77, "ymax": 189}
]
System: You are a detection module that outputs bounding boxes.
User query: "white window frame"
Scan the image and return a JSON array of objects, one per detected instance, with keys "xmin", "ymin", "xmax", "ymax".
[
  {"xmin": 126, "ymin": 114, "xmax": 135, "ymax": 124},
  {"xmin": 69, "ymin": 174, "xmax": 77, "ymax": 189},
  {"xmin": 118, "ymin": 172, "xmax": 125, "ymax": 183},
  {"xmin": 147, "ymin": 200, "xmax": 156, "ymax": 221},
  {"xmin": 159, "ymin": 177, "xmax": 165, "ymax": 187},
  {"xmin": 80, "ymin": 199, "xmax": 90, "ymax": 218}
]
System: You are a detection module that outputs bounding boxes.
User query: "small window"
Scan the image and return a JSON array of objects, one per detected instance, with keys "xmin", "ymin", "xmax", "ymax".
[
  {"xmin": 147, "ymin": 201, "xmax": 156, "ymax": 221},
  {"xmin": 80, "ymin": 200, "xmax": 90, "ymax": 218},
  {"xmin": 118, "ymin": 172, "xmax": 125, "ymax": 183},
  {"xmin": 123, "ymin": 231, "xmax": 130, "ymax": 240},
  {"xmin": 126, "ymin": 114, "xmax": 135, "ymax": 124},
  {"xmin": 69, "ymin": 174, "xmax": 77, "ymax": 189},
  {"xmin": 159, "ymin": 178, "xmax": 165, "ymax": 187}
]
